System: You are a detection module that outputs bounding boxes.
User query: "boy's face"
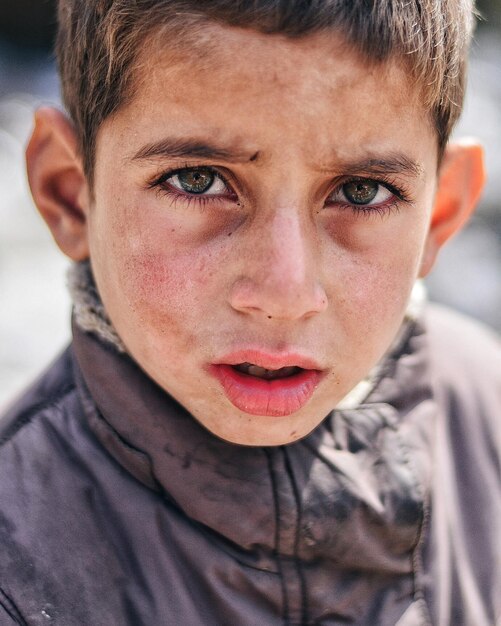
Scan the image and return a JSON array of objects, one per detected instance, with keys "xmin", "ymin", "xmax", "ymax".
[{"xmin": 41, "ymin": 27, "xmax": 466, "ymax": 445}]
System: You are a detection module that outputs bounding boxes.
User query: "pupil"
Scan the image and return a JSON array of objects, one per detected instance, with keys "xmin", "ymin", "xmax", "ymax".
[
  {"xmin": 178, "ymin": 168, "xmax": 214, "ymax": 194},
  {"xmin": 343, "ymin": 180, "xmax": 378, "ymax": 205}
]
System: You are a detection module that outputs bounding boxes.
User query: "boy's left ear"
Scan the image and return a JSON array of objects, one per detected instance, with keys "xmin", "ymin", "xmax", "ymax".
[{"xmin": 419, "ymin": 140, "xmax": 486, "ymax": 277}]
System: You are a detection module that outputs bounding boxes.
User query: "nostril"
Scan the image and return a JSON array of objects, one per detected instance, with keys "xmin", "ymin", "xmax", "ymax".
[{"xmin": 229, "ymin": 273, "xmax": 328, "ymax": 321}]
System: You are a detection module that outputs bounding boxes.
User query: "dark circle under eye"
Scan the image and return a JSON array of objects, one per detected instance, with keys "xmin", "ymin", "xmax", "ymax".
[
  {"xmin": 343, "ymin": 180, "xmax": 379, "ymax": 205},
  {"xmin": 178, "ymin": 168, "xmax": 214, "ymax": 194}
]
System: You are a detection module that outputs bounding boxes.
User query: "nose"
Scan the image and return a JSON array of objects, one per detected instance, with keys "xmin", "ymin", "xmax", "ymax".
[{"xmin": 229, "ymin": 210, "xmax": 328, "ymax": 320}]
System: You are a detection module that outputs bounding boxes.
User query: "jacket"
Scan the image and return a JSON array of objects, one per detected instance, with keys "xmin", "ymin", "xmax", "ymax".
[{"xmin": 0, "ymin": 304, "xmax": 500, "ymax": 625}]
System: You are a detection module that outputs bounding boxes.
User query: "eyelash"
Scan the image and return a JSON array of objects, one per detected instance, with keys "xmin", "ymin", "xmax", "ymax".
[
  {"xmin": 327, "ymin": 176, "xmax": 411, "ymax": 219},
  {"xmin": 148, "ymin": 166, "xmax": 411, "ymax": 217},
  {"xmin": 148, "ymin": 166, "xmax": 236, "ymax": 210}
]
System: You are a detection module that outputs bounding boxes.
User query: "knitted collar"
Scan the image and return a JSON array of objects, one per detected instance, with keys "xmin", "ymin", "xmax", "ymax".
[{"xmin": 67, "ymin": 260, "xmax": 126, "ymax": 353}]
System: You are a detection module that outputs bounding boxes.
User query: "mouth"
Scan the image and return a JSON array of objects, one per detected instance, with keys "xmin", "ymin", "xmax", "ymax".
[
  {"xmin": 232, "ymin": 362, "xmax": 303, "ymax": 380},
  {"xmin": 209, "ymin": 351, "xmax": 324, "ymax": 417}
]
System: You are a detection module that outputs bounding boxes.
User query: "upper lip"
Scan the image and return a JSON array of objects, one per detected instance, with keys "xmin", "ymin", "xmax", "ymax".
[{"xmin": 212, "ymin": 349, "xmax": 323, "ymax": 371}]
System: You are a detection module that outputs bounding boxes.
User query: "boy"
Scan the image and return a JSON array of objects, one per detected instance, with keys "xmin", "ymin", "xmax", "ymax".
[{"xmin": 1, "ymin": 0, "xmax": 499, "ymax": 624}]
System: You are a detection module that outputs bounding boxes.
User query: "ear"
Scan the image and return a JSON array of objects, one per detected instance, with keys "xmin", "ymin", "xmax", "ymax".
[
  {"xmin": 26, "ymin": 107, "xmax": 90, "ymax": 261},
  {"xmin": 419, "ymin": 140, "xmax": 486, "ymax": 277}
]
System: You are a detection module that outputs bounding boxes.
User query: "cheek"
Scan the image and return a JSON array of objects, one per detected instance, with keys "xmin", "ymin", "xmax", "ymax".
[
  {"xmin": 324, "ymin": 208, "xmax": 428, "ymax": 259},
  {"xmin": 323, "ymin": 220, "xmax": 426, "ymax": 358},
  {"xmin": 116, "ymin": 243, "xmax": 229, "ymax": 345},
  {"xmin": 334, "ymin": 259, "xmax": 411, "ymax": 332},
  {"xmin": 92, "ymin": 193, "xmax": 230, "ymax": 319},
  {"xmin": 125, "ymin": 252, "xmax": 208, "ymax": 311}
]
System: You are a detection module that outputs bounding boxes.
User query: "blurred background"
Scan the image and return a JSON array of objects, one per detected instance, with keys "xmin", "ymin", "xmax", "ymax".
[{"xmin": 0, "ymin": 1, "xmax": 500, "ymax": 409}]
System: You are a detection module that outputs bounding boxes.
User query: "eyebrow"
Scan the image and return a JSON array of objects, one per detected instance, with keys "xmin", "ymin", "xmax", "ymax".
[
  {"xmin": 131, "ymin": 137, "xmax": 257, "ymax": 163},
  {"xmin": 131, "ymin": 137, "xmax": 423, "ymax": 179},
  {"xmin": 324, "ymin": 154, "xmax": 424, "ymax": 179}
]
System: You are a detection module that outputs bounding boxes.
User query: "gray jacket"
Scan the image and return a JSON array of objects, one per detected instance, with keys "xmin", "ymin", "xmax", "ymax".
[{"xmin": 0, "ymin": 304, "xmax": 500, "ymax": 625}]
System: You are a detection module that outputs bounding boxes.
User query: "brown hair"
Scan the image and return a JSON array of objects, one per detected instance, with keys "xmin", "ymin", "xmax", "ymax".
[{"xmin": 57, "ymin": 0, "xmax": 476, "ymax": 180}]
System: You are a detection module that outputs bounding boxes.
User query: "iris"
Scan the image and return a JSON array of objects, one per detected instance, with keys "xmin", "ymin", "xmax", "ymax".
[
  {"xmin": 342, "ymin": 180, "xmax": 379, "ymax": 205},
  {"xmin": 178, "ymin": 168, "xmax": 215, "ymax": 194}
]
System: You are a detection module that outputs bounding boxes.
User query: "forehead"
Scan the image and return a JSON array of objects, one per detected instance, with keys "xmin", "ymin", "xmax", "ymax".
[{"xmin": 103, "ymin": 24, "xmax": 434, "ymax": 168}]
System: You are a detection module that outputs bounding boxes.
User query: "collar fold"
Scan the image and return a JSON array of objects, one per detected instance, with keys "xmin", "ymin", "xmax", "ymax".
[{"xmin": 72, "ymin": 312, "xmax": 436, "ymax": 576}]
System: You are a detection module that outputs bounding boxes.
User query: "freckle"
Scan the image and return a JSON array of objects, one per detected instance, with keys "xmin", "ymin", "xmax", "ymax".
[{"xmin": 267, "ymin": 315, "xmax": 272, "ymax": 319}]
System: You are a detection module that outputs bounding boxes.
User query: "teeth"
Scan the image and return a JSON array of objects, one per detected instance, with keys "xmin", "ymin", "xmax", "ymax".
[
  {"xmin": 247, "ymin": 365, "xmax": 269, "ymax": 378},
  {"xmin": 234, "ymin": 363, "xmax": 302, "ymax": 380}
]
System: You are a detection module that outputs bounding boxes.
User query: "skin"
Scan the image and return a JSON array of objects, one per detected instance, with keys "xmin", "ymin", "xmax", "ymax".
[{"xmin": 26, "ymin": 26, "xmax": 485, "ymax": 446}]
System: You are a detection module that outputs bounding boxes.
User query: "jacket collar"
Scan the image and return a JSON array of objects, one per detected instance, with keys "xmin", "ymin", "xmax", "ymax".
[{"xmin": 72, "ymin": 308, "xmax": 436, "ymax": 577}]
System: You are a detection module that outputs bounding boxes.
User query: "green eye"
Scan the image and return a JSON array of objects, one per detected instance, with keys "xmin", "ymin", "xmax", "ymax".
[
  {"xmin": 177, "ymin": 168, "xmax": 215, "ymax": 194},
  {"xmin": 342, "ymin": 180, "xmax": 379, "ymax": 205},
  {"xmin": 162, "ymin": 167, "xmax": 230, "ymax": 197}
]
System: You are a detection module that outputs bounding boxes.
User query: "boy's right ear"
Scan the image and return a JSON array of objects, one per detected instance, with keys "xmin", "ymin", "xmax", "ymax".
[{"xmin": 26, "ymin": 107, "xmax": 90, "ymax": 261}]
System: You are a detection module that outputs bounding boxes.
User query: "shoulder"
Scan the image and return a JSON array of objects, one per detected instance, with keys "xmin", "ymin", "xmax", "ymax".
[
  {"xmin": 0, "ymin": 349, "xmax": 81, "ymax": 621},
  {"xmin": 0, "ymin": 346, "xmax": 90, "ymax": 523},
  {"xmin": 424, "ymin": 302, "xmax": 500, "ymax": 388},
  {"xmin": 0, "ymin": 345, "xmax": 113, "ymax": 493},
  {"xmin": 418, "ymin": 307, "xmax": 501, "ymax": 624},
  {"xmin": 0, "ymin": 347, "xmax": 77, "ymax": 447},
  {"xmin": 423, "ymin": 303, "xmax": 501, "ymax": 473},
  {"xmin": 0, "ymin": 347, "xmax": 133, "ymax": 623}
]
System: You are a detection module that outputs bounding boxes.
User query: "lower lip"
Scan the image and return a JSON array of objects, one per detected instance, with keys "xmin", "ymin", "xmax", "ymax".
[{"xmin": 209, "ymin": 365, "xmax": 323, "ymax": 417}]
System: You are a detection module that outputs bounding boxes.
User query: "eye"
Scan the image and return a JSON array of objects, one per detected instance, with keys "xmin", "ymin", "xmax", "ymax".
[
  {"xmin": 166, "ymin": 167, "xmax": 229, "ymax": 195},
  {"xmin": 328, "ymin": 178, "xmax": 393, "ymax": 206}
]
